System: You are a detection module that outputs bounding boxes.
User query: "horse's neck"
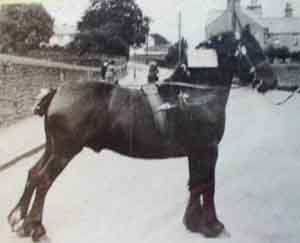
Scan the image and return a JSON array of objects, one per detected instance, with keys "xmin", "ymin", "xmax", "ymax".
[{"xmin": 216, "ymin": 62, "xmax": 235, "ymax": 104}]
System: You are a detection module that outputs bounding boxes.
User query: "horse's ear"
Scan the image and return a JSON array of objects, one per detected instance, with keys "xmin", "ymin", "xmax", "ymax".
[{"xmin": 242, "ymin": 24, "xmax": 251, "ymax": 35}]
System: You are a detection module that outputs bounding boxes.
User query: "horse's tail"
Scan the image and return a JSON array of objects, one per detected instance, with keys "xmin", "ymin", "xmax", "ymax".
[{"xmin": 32, "ymin": 88, "xmax": 57, "ymax": 116}]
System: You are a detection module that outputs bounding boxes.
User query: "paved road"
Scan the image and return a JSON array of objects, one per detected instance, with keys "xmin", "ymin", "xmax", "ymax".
[{"xmin": 1, "ymin": 65, "xmax": 300, "ymax": 243}]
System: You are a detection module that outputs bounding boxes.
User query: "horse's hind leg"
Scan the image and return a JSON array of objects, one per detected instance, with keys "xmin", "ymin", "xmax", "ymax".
[
  {"xmin": 8, "ymin": 143, "xmax": 52, "ymax": 232},
  {"xmin": 16, "ymin": 147, "xmax": 80, "ymax": 242},
  {"xmin": 183, "ymin": 145, "xmax": 224, "ymax": 237}
]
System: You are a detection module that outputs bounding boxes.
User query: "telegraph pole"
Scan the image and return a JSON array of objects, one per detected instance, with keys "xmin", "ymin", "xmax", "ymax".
[
  {"xmin": 178, "ymin": 10, "xmax": 182, "ymax": 65},
  {"xmin": 144, "ymin": 17, "xmax": 150, "ymax": 64},
  {"xmin": 232, "ymin": 0, "xmax": 237, "ymax": 32}
]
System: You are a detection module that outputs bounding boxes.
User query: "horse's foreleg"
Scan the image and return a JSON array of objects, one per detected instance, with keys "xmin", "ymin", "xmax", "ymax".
[
  {"xmin": 183, "ymin": 145, "xmax": 224, "ymax": 237},
  {"xmin": 16, "ymin": 151, "xmax": 76, "ymax": 242},
  {"xmin": 8, "ymin": 147, "xmax": 51, "ymax": 232}
]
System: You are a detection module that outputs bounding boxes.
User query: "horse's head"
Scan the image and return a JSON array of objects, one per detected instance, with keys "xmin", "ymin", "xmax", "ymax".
[{"xmin": 196, "ymin": 26, "xmax": 276, "ymax": 87}]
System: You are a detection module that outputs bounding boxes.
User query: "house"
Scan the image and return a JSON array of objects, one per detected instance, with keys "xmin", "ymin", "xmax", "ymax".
[
  {"xmin": 130, "ymin": 33, "xmax": 171, "ymax": 64},
  {"xmin": 206, "ymin": 0, "xmax": 300, "ymax": 52},
  {"xmin": 49, "ymin": 23, "xmax": 78, "ymax": 47}
]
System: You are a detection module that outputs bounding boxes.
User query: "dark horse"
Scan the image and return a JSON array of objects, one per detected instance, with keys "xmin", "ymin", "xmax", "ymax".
[{"xmin": 8, "ymin": 27, "xmax": 272, "ymax": 242}]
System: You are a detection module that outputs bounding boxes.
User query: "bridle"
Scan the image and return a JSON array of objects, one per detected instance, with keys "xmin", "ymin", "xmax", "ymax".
[
  {"xmin": 234, "ymin": 39, "xmax": 257, "ymax": 78},
  {"xmin": 233, "ymin": 8, "xmax": 258, "ymax": 77},
  {"xmin": 234, "ymin": 41, "xmax": 300, "ymax": 105}
]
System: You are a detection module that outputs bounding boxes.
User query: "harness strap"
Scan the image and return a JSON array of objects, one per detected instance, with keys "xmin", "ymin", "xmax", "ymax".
[{"xmin": 265, "ymin": 86, "xmax": 300, "ymax": 106}]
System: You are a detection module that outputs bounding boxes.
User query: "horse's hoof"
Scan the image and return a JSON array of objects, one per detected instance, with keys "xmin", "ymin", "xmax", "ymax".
[
  {"xmin": 8, "ymin": 208, "xmax": 22, "ymax": 231},
  {"xmin": 13, "ymin": 219, "xmax": 24, "ymax": 234},
  {"xmin": 183, "ymin": 210, "xmax": 225, "ymax": 238},
  {"xmin": 15, "ymin": 220, "xmax": 32, "ymax": 238},
  {"xmin": 36, "ymin": 235, "xmax": 51, "ymax": 243},
  {"xmin": 198, "ymin": 220, "xmax": 225, "ymax": 238},
  {"xmin": 183, "ymin": 201, "xmax": 202, "ymax": 233},
  {"xmin": 218, "ymin": 228, "xmax": 231, "ymax": 238},
  {"xmin": 32, "ymin": 224, "xmax": 47, "ymax": 242}
]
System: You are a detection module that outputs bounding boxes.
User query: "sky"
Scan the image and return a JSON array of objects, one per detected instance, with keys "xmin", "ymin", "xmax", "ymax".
[{"xmin": 1, "ymin": 0, "xmax": 300, "ymax": 46}]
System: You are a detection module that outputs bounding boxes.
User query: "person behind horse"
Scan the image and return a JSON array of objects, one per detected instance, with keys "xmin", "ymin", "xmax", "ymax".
[
  {"xmin": 101, "ymin": 60, "xmax": 109, "ymax": 80},
  {"xmin": 147, "ymin": 61, "xmax": 159, "ymax": 83},
  {"xmin": 105, "ymin": 60, "xmax": 118, "ymax": 85},
  {"xmin": 164, "ymin": 63, "xmax": 191, "ymax": 83}
]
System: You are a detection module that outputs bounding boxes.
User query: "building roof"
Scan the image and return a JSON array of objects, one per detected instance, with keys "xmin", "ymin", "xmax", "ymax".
[
  {"xmin": 206, "ymin": 9, "xmax": 235, "ymax": 37},
  {"xmin": 206, "ymin": 9, "xmax": 224, "ymax": 26},
  {"xmin": 207, "ymin": 6, "xmax": 300, "ymax": 35},
  {"xmin": 255, "ymin": 17, "xmax": 300, "ymax": 34},
  {"xmin": 53, "ymin": 23, "xmax": 78, "ymax": 36}
]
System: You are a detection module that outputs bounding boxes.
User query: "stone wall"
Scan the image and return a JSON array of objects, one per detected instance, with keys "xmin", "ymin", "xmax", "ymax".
[
  {"xmin": 28, "ymin": 49, "xmax": 128, "ymax": 67},
  {"xmin": 0, "ymin": 54, "xmax": 105, "ymax": 127}
]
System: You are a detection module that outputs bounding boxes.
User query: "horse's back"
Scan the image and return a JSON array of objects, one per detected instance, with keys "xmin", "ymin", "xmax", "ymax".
[
  {"xmin": 46, "ymin": 81, "xmax": 114, "ymax": 139},
  {"xmin": 48, "ymin": 81, "xmax": 113, "ymax": 115}
]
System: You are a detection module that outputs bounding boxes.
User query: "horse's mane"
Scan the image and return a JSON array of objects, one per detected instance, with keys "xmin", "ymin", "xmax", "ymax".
[
  {"xmin": 196, "ymin": 31, "xmax": 234, "ymax": 49},
  {"xmin": 209, "ymin": 31, "xmax": 235, "ymax": 40}
]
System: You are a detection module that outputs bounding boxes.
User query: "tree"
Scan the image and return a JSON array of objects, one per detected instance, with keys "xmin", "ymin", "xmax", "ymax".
[
  {"xmin": 72, "ymin": 0, "xmax": 149, "ymax": 57},
  {"xmin": 165, "ymin": 38, "xmax": 188, "ymax": 67},
  {"xmin": 276, "ymin": 46, "xmax": 290, "ymax": 63},
  {"xmin": 0, "ymin": 3, "xmax": 54, "ymax": 54}
]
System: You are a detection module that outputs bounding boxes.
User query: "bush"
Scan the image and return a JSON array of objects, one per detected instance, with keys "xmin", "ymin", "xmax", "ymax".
[
  {"xmin": 265, "ymin": 45, "xmax": 290, "ymax": 63},
  {"xmin": 291, "ymin": 51, "xmax": 300, "ymax": 63}
]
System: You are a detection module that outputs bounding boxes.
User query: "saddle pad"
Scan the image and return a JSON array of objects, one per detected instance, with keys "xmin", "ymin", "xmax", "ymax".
[
  {"xmin": 188, "ymin": 49, "xmax": 218, "ymax": 68},
  {"xmin": 141, "ymin": 83, "xmax": 159, "ymax": 95},
  {"xmin": 141, "ymin": 84, "xmax": 167, "ymax": 134}
]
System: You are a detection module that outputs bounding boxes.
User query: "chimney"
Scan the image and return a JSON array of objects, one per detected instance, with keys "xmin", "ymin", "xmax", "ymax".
[
  {"xmin": 247, "ymin": 0, "xmax": 263, "ymax": 17},
  {"xmin": 285, "ymin": 2, "xmax": 293, "ymax": 17},
  {"xmin": 227, "ymin": 0, "xmax": 241, "ymax": 10}
]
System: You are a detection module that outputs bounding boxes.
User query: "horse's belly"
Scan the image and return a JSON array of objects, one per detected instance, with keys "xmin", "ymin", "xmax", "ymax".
[{"xmin": 107, "ymin": 138, "xmax": 186, "ymax": 159}]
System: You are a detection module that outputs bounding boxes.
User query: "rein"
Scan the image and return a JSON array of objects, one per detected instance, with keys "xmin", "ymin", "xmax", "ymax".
[
  {"xmin": 124, "ymin": 82, "xmax": 227, "ymax": 91},
  {"xmin": 261, "ymin": 77, "xmax": 300, "ymax": 106},
  {"xmin": 252, "ymin": 61, "xmax": 300, "ymax": 106},
  {"xmin": 271, "ymin": 86, "xmax": 300, "ymax": 106},
  {"xmin": 158, "ymin": 81, "xmax": 223, "ymax": 90}
]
